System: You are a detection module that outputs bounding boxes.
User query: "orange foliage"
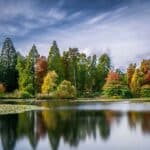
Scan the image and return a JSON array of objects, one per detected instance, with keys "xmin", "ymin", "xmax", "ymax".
[
  {"xmin": 0, "ymin": 83, "xmax": 5, "ymax": 93},
  {"xmin": 106, "ymin": 70, "xmax": 120, "ymax": 83}
]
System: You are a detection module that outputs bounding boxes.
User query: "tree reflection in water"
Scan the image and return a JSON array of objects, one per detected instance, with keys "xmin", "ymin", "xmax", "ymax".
[{"xmin": 0, "ymin": 107, "xmax": 149, "ymax": 150}]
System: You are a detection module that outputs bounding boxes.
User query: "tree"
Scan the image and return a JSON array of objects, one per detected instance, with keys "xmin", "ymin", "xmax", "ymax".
[
  {"xmin": 35, "ymin": 56, "xmax": 48, "ymax": 93},
  {"xmin": 48, "ymin": 41, "xmax": 63, "ymax": 82},
  {"xmin": 16, "ymin": 54, "xmax": 26, "ymax": 92},
  {"xmin": 102, "ymin": 70, "xmax": 131, "ymax": 98},
  {"xmin": 86, "ymin": 55, "xmax": 97, "ymax": 92},
  {"xmin": 25, "ymin": 45, "xmax": 39, "ymax": 94},
  {"xmin": 130, "ymin": 69, "xmax": 141, "ymax": 97},
  {"xmin": 0, "ymin": 37, "xmax": 18, "ymax": 91},
  {"xmin": 56, "ymin": 80, "xmax": 76, "ymax": 99},
  {"xmin": 127, "ymin": 63, "xmax": 136, "ymax": 88},
  {"xmin": 97, "ymin": 53, "xmax": 111, "ymax": 91},
  {"xmin": 63, "ymin": 48, "xmax": 79, "ymax": 88},
  {"xmin": 77, "ymin": 53, "xmax": 88, "ymax": 94},
  {"xmin": 42, "ymin": 71, "xmax": 58, "ymax": 94}
]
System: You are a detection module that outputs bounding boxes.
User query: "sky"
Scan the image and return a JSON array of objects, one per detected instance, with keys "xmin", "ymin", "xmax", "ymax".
[{"xmin": 0, "ymin": 0, "xmax": 150, "ymax": 69}]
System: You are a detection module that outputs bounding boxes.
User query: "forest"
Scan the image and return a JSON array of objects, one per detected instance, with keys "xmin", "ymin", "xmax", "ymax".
[{"xmin": 0, "ymin": 37, "xmax": 149, "ymax": 99}]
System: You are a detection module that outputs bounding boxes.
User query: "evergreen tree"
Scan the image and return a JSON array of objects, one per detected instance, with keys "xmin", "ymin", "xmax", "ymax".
[
  {"xmin": 25, "ymin": 45, "xmax": 39, "ymax": 95},
  {"xmin": 48, "ymin": 41, "xmax": 63, "ymax": 82},
  {"xmin": 0, "ymin": 37, "xmax": 18, "ymax": 91}
]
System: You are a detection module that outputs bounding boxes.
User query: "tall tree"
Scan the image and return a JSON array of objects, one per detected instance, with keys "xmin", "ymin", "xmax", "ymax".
[
  {"xmin": 35, "ymin": 56, "xmax": 48, "ymax": 93},
  {"xmin": 62, "ymin": 48, "xmax": 79, "ymax": 88},
  {"xmin": 86, "ymin": 55, "xmax": 97, "ymax": 92},
  {"xmin": 127, "ymin": 63, "xmax": 136, "ymax": 88},
  {"xmin": 97, "ymin": 53, "xmax": 111, "ymax": 91},
  {"xmin": 48, "ymin": 41, "xmax": 63, "ymax": 82},
  {"xmin": 25, "ymin": 44, "xmax": 39, "ymax": 94},
  {"xmin": 0, "ymin": 37, "xmax": 18, "ymax": 91},
  {"xmin": 77, "ymin": 53, "xmax": 88, "ymax": 94},
  {"xmin": 16, "ymin": 54, "xmax": 26, "ymax": 92}
]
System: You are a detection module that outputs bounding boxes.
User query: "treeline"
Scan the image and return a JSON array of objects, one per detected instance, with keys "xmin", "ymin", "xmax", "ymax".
[{"xmin": 0, "ymin": 37, "xmax": 149, "ymax": 99}]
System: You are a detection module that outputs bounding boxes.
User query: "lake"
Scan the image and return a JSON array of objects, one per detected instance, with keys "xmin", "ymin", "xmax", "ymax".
[{"xmin": 0, "ymin": 101, "xmax": 150, "ymax": 150}]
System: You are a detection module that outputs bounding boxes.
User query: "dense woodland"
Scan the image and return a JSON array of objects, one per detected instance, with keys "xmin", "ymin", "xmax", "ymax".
[{"xmin": 0, "ymin": 37, "xmax": 149, "ymax": 99}]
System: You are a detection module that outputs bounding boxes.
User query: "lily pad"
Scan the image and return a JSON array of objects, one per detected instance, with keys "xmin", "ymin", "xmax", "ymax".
[{"xmin": 0, "ymin": 104, "xmax": 45, "ymax": 115}]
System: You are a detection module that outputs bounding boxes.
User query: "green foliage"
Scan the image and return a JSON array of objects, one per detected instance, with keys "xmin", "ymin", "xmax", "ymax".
[
  {"xmin": 140, "ymin": 84, "xmax": 150, "ymax": 97},
  {"xmin": 0, "ymin": 37, "xmax": 18, "ymax": 91},
  {"xmin": 102, "ymin": 82, "xmax": 132, "ymax": 98},
  {"xmin": 97, "ymin": 53, "xmax": 111, "ymax": 91},
  {"xmin": 20, "ymin": 91, "xmax": 32, "ymax": 99},
  {"xmin": 16, "ymin": 45, "xmax": 39, "ymax": 95},
  {"xmin": 48, "ymin": 41, "xmax": 64, "ymax": 82},
  {"xmin": 102, "ymin": 71, "xmax": 132, "ymax": 98},
  {"xmin": 56, "ymin": 80, "xmax": 76, "ymax": 99}
]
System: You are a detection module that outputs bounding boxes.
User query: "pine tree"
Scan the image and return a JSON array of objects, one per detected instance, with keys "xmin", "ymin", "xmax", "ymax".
[
  {"xmin": 48, "ymin": 41, "xmax": 63, "ymax": 82},
  {"xmin": 25, "ymin": 45, "xmax": 39, "ymax": 95},
  {"xmin": 0, "ymin": 37, "xmax": 18, "ymax": 91}
]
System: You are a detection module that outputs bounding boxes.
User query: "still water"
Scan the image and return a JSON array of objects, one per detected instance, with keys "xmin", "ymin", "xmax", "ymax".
[{"xmin": 0, "ymin": 101, "xmax": 150, "ymax": 150}]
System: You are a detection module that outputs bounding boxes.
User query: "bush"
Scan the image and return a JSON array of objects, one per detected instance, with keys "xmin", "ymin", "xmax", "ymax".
[
  {"xmin": 20, "ymin": 91, "xmax": 32, "ymax": 99},
  {"xmin": 56, "ymin": 80, "xmax": 76, "ymax": 99},
  {"xmin": 102, "ymin": 83, "xmax": 132, "ymax": 98},
  {"xmin": 24, "ymin": 83, "xmax": 35, "ymax": 95},
  {"xmin": 0, "ymin": 83, "xmax": 5, "ymax": 96},
  {"xmin": 140, "ymin": 84, "xmax": 150, "ymax": 97}
]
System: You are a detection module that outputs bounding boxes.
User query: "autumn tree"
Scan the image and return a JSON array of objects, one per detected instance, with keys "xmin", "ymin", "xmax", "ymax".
[
  {"xmin": 42, "ymin": 71, "xmax": 58, "ymax": 94},
  {"xmin": 127, "ymin": 63, "xmax": 136, "ymax": 88},
  {"xmin": 0, "ymin": 37, "xmax": 18, "ymax": 91},
  {"xmin": 139, "ymin": 59, "xmax": 150, "ymax": 97},
  {"xmin": 35, "ymin": 56, "xmax": 48, "ymax": 93},
  {"xmin": 102, "ymin": 70, "xmax": 131, "ymax": 98},
  {"xmin": 130, "ymin": 59, "xmax": 150, "ymax": 97}
]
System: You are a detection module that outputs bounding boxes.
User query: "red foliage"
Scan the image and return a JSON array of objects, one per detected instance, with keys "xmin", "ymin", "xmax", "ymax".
[
  {"xmin": 106, "ymin": 70, "xmax": 120, "ymax": 83},
  {"xmin": 35, "ymin": 56, "xmax": 48, "ymax": 92}
]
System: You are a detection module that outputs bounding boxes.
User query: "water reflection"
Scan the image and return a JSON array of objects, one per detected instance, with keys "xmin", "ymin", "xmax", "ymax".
[{"xmin": 0, "ymin": 104, "xmax": 150, "ymax": 150}]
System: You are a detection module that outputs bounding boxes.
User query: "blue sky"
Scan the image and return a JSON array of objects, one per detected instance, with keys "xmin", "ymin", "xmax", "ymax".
[{"xmin": 0, "ymin": 0, "xmax": 150, "ymax": 68}]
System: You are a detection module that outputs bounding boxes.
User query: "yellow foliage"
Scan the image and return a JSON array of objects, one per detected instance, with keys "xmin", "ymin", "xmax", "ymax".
[
  {"xmin": 41, "ymin": 71, "xmax": 58, "ymax": 94},
  {"xmin": 56, "ymin": 80, "xmax": 76, "ymax": 98}
]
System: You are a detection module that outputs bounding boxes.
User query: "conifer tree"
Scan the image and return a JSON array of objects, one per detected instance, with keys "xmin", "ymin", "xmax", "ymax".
[
  {"xmin": 0, "ymin": 37, "xmax": 18, "ymax": 91},
  {"xmin": 48, "ymin": 41, "xmax": 63, "ymax": 82}
]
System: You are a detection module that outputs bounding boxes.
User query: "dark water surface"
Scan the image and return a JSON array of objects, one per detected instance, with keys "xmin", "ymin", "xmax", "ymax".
[{"xmin": 0, "ymin": 101, "xmax": 150, "ymax": 150}]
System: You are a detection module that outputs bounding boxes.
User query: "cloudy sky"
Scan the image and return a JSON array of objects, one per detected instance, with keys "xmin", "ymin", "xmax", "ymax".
[{"xmin": 0, "ymin": 0, "xmax": 150, "ymax": 69}]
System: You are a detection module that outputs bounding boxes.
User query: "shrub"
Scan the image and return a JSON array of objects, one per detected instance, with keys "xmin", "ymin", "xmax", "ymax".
[
  {"xmin": 23, "ymin": 83, "xmax": 35, "ymax": 95},
  {"xmin": 20, "ymin": 91, "xmax": 32, "ymax": 99},
  {"xmin": 102, "ymin": 82, "xmax": 132, "ymax": 98},
  {"xmin": 56, "ymin": 80, "xmax": 76, "ymax": 99},
  {"xmin": 140, "ymin": 84, "xmax": 150, "ymax": 97}
]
